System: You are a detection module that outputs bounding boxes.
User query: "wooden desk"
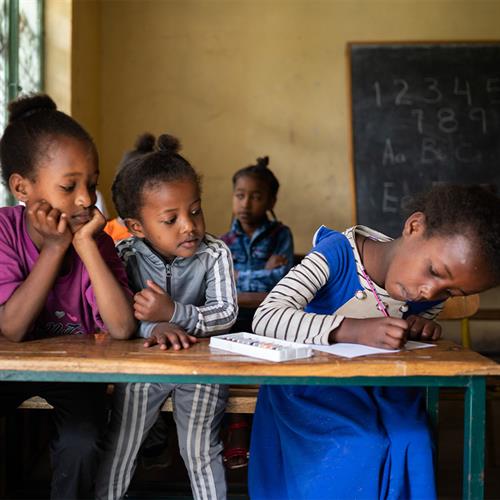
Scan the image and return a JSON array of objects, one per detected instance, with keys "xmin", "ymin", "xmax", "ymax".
[
  {"xmin": 0, "ymin": 334, "xmax": 497, "ymax": 500},
  {"xmin": 237, "ymin": 292, "xmax": 267, "ymax": 309}
]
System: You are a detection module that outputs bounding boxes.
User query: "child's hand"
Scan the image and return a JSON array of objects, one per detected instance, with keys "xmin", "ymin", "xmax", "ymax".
[
  {"xmin": 144, "ymin": 322, "xmax": 198, "ymax": 350},
  {"xmin": 27, "ymin": 200, "xmax": 72, "ymax": 251},
  {"xmin": 134, "ymin": 280, "xmax": 175, "ymax": 322},
  {"xmin": 72, "ymin": 206, "xmax": 106, "ymax": 242},
  {"xmin": 265, "ymin": 254, "xmax": 288, "ymax": 270},
  {"xmin": 334, "ymin": 317, "xmax": 409, "ymax": 350},
  {"xmin": 405, "ymin": 315, "xmax": 442, "ymax": 341}
]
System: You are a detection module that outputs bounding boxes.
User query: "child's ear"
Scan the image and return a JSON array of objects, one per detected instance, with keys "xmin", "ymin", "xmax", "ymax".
[
  {"xmin": 124, "ymin": 218, "xmax": 145, "ymax": 238},
  {"xmin": 403, "ymin": 211, "xmax": 427, "ymax": 237},
  {"xmin": 8, "ymin": 173, "xmax": 31, "ymax": 203}
]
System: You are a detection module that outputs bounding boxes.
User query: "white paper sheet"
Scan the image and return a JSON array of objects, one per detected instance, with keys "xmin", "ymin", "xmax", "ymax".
[{"xmin": 311, "ymin": 340, "xmax": 435, "ymax": 359}]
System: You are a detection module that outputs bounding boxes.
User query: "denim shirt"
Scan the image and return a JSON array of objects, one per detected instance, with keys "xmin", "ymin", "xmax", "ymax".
[{"xmin": 221, "ymin": 218, "xmax": 294, "ymax": 293}]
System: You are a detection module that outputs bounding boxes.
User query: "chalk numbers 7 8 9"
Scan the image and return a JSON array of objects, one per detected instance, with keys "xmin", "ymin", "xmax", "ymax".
[{"xmin": 373, "ymin": 77, "xmax": 500, "ymax": 135}]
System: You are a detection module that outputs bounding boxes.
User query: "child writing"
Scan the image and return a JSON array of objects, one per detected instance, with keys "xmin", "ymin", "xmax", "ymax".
[
  {"xmin": 220, "ymin": 156, "xmax": 293, "ymax": 469},
  {"xmin": 249, "ymin": 184, "xmax": 500, "ymax": 500},
  {"xmin": 0, "ymin": 94, "xmax": 135, "ymax": 499},
  {"xmin": 96, "ymin": 133, "xmax": 237, "ymax": 500}
]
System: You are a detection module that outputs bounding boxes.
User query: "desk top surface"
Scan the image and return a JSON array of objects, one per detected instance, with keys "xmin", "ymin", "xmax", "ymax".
[{"xmin": 0, "ymin": 334, "xmax": 498, "ymax": 379}]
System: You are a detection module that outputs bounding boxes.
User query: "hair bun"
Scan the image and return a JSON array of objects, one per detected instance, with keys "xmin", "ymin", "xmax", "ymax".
[
  {"xmin": 8, "ymin": 93, "xmax": 57, "ymax": 124},
  {"xmin": 256, "ymin": 156, "xmax": 270, "ymax": 168},
  {"xmin": 134, "ymin": 133, "xmax": 155, "ymax": 153},
  {"xmin": 157, "ymin": 134, "xmax": 181, "ymax": 155}
]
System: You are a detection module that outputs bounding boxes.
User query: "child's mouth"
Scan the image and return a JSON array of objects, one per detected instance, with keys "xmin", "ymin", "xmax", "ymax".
[
  {"xmin": 179, "ymin": 238, "xmax": 198, "ymax": 249},
  {"xmin": 72, "ymin": 212, "xmax": 90, "ymax": 224}
]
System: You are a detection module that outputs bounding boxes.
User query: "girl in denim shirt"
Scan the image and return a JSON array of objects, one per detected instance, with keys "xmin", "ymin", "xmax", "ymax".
[
  {"xmin": 221, "ymin": 156, "xmax": 294, "ymax": 295},
  {"xmin": 220, "ymin": 156, "xmax": 293, "ymax": 469}
]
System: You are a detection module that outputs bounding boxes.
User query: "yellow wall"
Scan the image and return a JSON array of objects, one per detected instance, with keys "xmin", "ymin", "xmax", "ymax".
[
  {"xmin": 71, "ymin": 0, "xmax": 500, "ymax": 253},
  {"xmin": 45, "ymin": 0, "xmax": 72, "ymax": 114},
  {"xmin": 71, "ymin": 0, "xmax": 101, "ymax": 154},
  {"xmin": 65, "ymin": 0, "xmax": 500, "ymax": 346}
]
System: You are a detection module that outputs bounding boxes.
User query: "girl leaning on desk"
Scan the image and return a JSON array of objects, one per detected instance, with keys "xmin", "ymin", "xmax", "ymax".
[{"xmin": 0, "ymin": 94, "xmax": 135, "ymax": 499}]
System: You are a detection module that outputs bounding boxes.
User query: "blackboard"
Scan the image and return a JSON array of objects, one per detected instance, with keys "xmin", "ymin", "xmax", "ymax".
[{"xmin": 349, "ymin": 42, "xmax": 500, "ymax": 237}]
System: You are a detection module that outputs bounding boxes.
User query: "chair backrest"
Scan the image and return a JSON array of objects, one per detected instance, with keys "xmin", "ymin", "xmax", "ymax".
[{"xmin": 437, "ymin": 295, "xmax": 480, "ymax": 320}]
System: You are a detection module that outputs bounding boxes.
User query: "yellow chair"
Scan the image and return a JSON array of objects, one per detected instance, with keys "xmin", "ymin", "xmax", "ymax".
[{"xmin": 437, "ymin": 295, "xmax": 480, "ymax": 348}]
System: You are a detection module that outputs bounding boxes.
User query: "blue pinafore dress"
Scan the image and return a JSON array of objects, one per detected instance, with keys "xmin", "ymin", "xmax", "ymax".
[{"xmin": 249, "ymin": 226, "xmax": 439, "ymax": 500}]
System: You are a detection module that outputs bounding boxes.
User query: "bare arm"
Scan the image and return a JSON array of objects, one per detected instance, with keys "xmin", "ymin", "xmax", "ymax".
[
  {"xmin": 0, "ymin": 245, "xmax": 67, "ymax": 341},
  {"xmin": 0, "ymin": 201, "xmax": 72, "ymax": 342},
  {"xmin": 73, "ymin": 210, "xmax": 136, "ymax": 340}
]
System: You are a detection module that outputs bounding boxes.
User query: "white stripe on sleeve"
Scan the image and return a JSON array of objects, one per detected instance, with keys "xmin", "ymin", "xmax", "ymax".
[{"xmin": 252, "ymin": 252, "xmax": 343, "ymax": 345}]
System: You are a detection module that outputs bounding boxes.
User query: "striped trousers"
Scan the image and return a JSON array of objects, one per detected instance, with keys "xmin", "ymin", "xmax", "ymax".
[{"xmin": 96, "ymin": 382, "xmax": 229, "ymax": 500}]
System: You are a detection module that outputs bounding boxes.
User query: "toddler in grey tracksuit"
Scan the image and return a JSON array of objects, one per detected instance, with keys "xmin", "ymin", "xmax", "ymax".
[{"xmin": 96, "ymin": 133, "xmax": 237, "ymax": 500}]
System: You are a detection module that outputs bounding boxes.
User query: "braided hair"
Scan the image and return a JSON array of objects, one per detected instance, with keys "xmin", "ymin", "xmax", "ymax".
[{"xmin": 112, "ymin": 133, "xmax": 201, "ymax": 221}]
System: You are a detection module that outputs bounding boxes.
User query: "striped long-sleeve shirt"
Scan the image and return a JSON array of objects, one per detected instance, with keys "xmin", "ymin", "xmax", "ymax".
[
  {"xmin": 117, "ymin": 234, "xmax": 238, "ymax": 338},
  {"xmin": 252, "ymin": 225, "xmax": 443, "ymax": 344}
]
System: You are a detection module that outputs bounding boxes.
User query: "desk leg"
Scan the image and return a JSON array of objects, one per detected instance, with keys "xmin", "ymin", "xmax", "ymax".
[{"xmin": 463, "ymin": 376, "xmax": 485, "ymax": 500}]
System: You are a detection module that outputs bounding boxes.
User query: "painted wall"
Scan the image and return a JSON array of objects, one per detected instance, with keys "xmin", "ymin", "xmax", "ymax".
[
  {"xmin": 84, "ymin": 0, "xmax": 500, "ymax": 254},
  {"xmin": 71, "ymin": 0, "xmax": 101, "ymax": 156},
  {"xmin": 67, "ymin": 0, "xmax": 500, "ymax": 347},
  {"xmin": 45, "ymin": 0, "xmax": 72, "ymax": 113}
]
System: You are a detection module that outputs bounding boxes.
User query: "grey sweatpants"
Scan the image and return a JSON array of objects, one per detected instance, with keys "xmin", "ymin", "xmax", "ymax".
[{"xmin": 96, "ymin": 382, "xmax": 229, "ymax": 500}]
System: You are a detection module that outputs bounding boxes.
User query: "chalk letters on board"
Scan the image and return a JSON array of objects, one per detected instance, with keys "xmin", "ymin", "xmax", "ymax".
[{"xmin": 350, "ymin": 43, "xmax": 500, "ymax": 236}]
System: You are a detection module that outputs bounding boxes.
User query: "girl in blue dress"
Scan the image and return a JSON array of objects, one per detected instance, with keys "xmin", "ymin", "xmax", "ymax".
[{"xmin": 249, "ymin": 184, "xmax": 500, "ymax": 499}]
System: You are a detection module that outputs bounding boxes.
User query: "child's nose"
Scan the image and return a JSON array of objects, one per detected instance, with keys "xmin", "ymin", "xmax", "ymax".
[
  {"xmin": 76, "ymin": 187, "xmax": 93, "ymax": 208},
  {"xmin": 182, "ymin": 216, "xmax": 195, "ymax": 233},
  {"xmin": 420, "ymin": 282, "xmax": 440, "ymax": 301}
]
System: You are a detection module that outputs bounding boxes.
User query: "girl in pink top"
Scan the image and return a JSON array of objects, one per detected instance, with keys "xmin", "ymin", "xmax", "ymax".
[{"xmin": 0, "ymin": 94, "xmax": 135, "ymax": 499}]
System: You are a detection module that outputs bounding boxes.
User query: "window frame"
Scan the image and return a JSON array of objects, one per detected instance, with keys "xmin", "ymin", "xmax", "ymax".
[{"xmin": 1, "ymin": 0, "xmax": 44, "ymax": 206}]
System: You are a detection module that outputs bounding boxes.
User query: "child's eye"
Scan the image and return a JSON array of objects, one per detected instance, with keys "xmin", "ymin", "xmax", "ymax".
[
  {"xmin": 60, "ymin": 185, "xmax": 75, "ymax": 192},
  {"xmin": 163, "ymin": 217, "xmax": 177, "ymax": 225},
  {"xmin": 89, "ymin": 183, "xmax": 98, "ymax": 192},
  {"xmin": 191, "ymin": 208, "xmax": 202, "ymax": 216},
  {"xmin": 429, "ymin": 266, "xmax": 440, "ymax": 277},
  {"xmin": 235, "ymin": 193, "xmax": 244, "ymax": 200}
]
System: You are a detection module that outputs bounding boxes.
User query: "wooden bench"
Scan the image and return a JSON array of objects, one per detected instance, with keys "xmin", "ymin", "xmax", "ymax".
[{"xmin": 18, "ymin": 385, "xmax": 258, "ymax": 414}]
